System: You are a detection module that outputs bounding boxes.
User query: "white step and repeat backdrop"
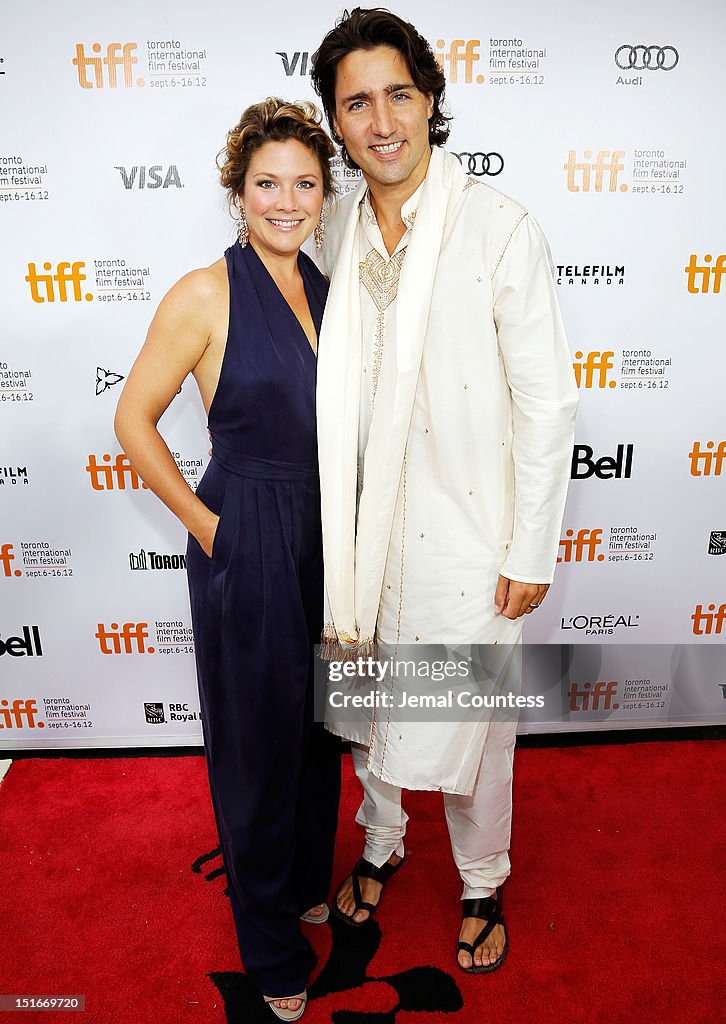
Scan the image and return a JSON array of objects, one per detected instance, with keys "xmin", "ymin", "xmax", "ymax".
[{"xmin": 2, "ymin": 0, "xmax": 724, "ymax": 748}]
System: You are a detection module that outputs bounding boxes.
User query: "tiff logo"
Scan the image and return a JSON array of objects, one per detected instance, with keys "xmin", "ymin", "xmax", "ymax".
[
  {"xmin": 689, "ymin": 441, "xmax": 726, "ymax": 477},
  {"xmin": 25, "ymin": 262, "xmax": 93, "ymax": 303},
  {"xmin": 685, "ymin": 254, "xmax": 726, "ymax": 294},
  {"xmin": 434, "ymin": 39, "xmax": 483, "ymax": 83},
  {"xmin": 73, "ymin": 42, "xmax": 142, "ymax": 89},
  {"xmin": 96, "ymin": 622, "xmax": 152, "ymax": 654},
  {"xmin": 0, "ymin": 544, "xmax": 22, "ymax": 578},
  {"xmin": 557, "ymin": 528, "xmax": 604, "ymax": 563},
  {"xmin": 572, "ymin": 351, "xmax": 616, "ymax": 389},
  {"xmin": 691, "ymin": 603, "xmax": 726, "ymax": 636},
  {"xmin": 0, "ymin": 699, "xmax": 42, "ymax": 729},
  {"xmin": 276, "ymin": 51, "xmax": 309, "ymax": 76},
  {"xmin": 568, "ymin": 681, "xmax": 619, "ymax": 712},
  {"xmin": 86, "ymin": 454, "xmax": 147, "ymax": 491},
  {"xmin": 0, "ymin": 467, "xmax": 28, "ymax": 486},
  {"xmin": 115, "ymin": 165, "xmax": 183, "ymax": 189},
  {"xmin": 564, "ymin": 151, "xmax": 628, "ymax": 193}
]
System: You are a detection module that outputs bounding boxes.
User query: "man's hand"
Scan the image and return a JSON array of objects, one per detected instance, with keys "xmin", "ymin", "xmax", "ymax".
[{"xmin": 494, "ymin": 575, "xmax": 549, "ymax": 619}]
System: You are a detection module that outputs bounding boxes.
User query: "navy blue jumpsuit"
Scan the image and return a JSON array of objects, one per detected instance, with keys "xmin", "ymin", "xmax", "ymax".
[{"xmin": 186, "ymin": 241, "xmax": 340, "ymax": 997}]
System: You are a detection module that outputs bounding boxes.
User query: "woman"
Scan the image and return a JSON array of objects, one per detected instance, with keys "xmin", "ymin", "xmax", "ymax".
[{"xmin": 115, "ymin": 98, "xmax": 340, "ymax": 1021}]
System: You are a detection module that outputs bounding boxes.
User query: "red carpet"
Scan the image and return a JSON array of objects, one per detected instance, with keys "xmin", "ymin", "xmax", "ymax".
[{"xmin": 0, "ymin": 741, "xmax": 723, "ymax": 1023}]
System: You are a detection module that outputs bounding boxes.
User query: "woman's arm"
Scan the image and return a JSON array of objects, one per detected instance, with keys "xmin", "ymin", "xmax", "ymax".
[{"xmin": 114, "ymin": 266, "xmax": 226, "ymax": 557}]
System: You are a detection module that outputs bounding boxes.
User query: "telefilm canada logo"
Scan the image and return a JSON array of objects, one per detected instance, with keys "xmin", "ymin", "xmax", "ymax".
[
  {"xmin": 556, "ymin": 264, "xmax": 625, "ymax": 286},
  {"xmin": 0, "ymin": 466, "xmax": 29, "ymax": 486}
]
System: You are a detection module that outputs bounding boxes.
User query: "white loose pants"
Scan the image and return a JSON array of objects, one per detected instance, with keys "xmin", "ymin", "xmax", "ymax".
[{"xmin": 351, "ymin": 719, "xmax": 517, "ymax": 899}]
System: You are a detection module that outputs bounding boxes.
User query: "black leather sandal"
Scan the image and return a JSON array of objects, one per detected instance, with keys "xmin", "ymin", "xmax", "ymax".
[
  {"xmin": 456, "ymin": 889, "xmax": 508, "ymax": 973},
  {"xmin": 332, "ymin": 854, "xmax": 406, "ymax": 927}
]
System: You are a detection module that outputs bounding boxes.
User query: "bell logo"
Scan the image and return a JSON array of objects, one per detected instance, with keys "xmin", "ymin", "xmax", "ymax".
[
  {"xmin": 691, "ymin": 603, "xmax": 726, "ymax": 636},
  {"xmin": 568, "ymin": 681, "xmax": 619, "ymax": 712},
  {"xmin": 685, "ymin": 254, "xmax": 726, "ymax": 294},
  {"xmin": 96, "ymin": 622, "xmax": 152, "ymax": 654},
  {"xmin": 115, "ymin": 165, "xmax": 183, "ymax": 189},
  {"xmin": 689, "ymin": 441, "xmax": 726, "ymax": 477},
  {"xmin": 564, "ymin": 151, "xmax": 628, "ymax": 192},
  {"xmin": 73, "ymin": 43, "xmax": 143, "ymax": 89},
  {"xmin": 0, "ymin": 543, "xmax": 22, "ymax": 578},
  {"xmin": 557, "ymin": 529, "xmax": 604, "ymax": 563},
  {"xmin": 571, "ymin": 444, "xmax": 633, "ymax": 480},
  {"xmin": 572, "ymin": 351, "xmax": 616, "ymax": 389},
  {"xmin": 0, "ymin": 699, "xmax": 43, "ymax": 729},
  {"xmin": 86, "ymin": 454, "xmax": 147, "ymax": 491},
  {"xmin": 0, "ymin": 626, "xmax": 43, "ymax": 657},
  {"xmin": 25, "ymin": 262, "xmax": 93, "ymax": 303},
  {"xmin": 434, "ymin": 40, "xmax": 484, "ymax": 84}
]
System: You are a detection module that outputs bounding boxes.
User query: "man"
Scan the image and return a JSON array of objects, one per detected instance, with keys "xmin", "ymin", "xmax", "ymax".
[{"xmin": 311, "ymin": 8, "xmax": 578, "ymax": 972}]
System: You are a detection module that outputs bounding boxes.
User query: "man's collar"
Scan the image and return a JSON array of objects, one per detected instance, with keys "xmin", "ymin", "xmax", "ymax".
[{"xmin": 360, "ymin": 180, "xmax": 424, "ymax": 229}]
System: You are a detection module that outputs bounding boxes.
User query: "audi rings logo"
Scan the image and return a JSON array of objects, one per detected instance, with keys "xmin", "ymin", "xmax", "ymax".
[
  {"xmin": 453, "ymin": 151, "xmax": 504, "ymax": 176},
  {"xmin": 614, "ymin": 45, "xmax": 679, "ymax": 71}
]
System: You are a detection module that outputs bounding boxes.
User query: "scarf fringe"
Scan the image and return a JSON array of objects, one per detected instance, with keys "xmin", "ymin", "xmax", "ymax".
[{"xmin": 320, "ymin": 622, "xmax": 377, "ymax": 662}]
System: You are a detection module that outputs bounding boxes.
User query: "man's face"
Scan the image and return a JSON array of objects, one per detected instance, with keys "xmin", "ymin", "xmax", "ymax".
[{"xmin": 333, "ymin": 45, "xmax": 433, "ymax": 194}]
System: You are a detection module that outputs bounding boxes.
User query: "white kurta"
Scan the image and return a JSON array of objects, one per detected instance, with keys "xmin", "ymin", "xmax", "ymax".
[{"xmin": 317, "ymin": 148, "xmax": 578, "ymax": 794}]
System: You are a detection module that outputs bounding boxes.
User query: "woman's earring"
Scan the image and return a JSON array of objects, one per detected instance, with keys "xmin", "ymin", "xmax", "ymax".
[
  {"xmin": 237, "ymin": 205, "xmax": 249, "ymax": 248},
  {"xmin": 314, "ymin": 210, "xmax": 325, "ymax": 251}
]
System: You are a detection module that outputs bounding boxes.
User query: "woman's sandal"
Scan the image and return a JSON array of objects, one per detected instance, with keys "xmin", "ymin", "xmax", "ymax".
[
  {"xmin": 263, "ymin": 991, "xmax": 307, "ymax": 1021},
  {"xmin": 332, "ymin": 854, "xmax": 406, "ymax": 927},
  {"xmin": 299, "ymin": 903, "xmax": 329, "ymax": 924},
  {"xmin": 456, "ymin": 888, "xmax": 508, "ymax": 974}
]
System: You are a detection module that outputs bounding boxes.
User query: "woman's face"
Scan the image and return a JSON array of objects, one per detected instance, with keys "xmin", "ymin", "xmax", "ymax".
[{"xmin": 241, "ymin": 139, "xmax": 325, "ymax": 259}]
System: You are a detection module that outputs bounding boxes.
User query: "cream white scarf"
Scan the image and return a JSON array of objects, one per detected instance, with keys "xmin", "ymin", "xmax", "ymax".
[{"xmin": 317, "ymin": 146, "xmax": 467, "ymax": 654}]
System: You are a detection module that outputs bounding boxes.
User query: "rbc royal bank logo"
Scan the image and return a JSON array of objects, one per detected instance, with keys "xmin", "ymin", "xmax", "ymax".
[
  {"xmin": 0, "ymin": 699, "xmax": 43, "ymax": 729},
  {"xmin": 86, "ymin": 454, "xmax": 146, "ymax": 490},
  {"xmin": 568, "ymin": 681, "xmax": 619, "ymax": 712},
  {"xmin": 564, "ymin": 151, "xmax": 628, "ymax": 193},
  {"xmin": 572, "ymin": 351, "xmax": 616, "ymax": 389},
  {"xmin": 685, "ymin": 255, "xmax": 725, "ymax": 294},
  {"xmin": 96, "ymin": 622, "xmax": 152, "ymax": 654},
  {"xmin": 73, "ymin": 43, "xmax": 143, "ymax": 88},
  {"xmin": 25, "ymin": 262, "xmax": 92, "ymax": 303},
  {"xmin": 557, "ymin": 529, "xmax": 604, "ymax": 563},
  {"xmin": 434, "ymin": 39, "xmax": 484, "ymax": 84}
]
